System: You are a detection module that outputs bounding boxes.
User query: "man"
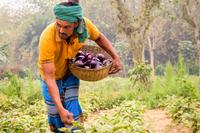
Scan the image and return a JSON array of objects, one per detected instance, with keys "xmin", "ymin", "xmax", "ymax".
[{"xmin": 38, "ymin": 1, "xmax": 121, "ymax": 132}]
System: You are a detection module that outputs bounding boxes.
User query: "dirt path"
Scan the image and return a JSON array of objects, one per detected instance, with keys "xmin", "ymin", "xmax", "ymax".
[
  {"xmin": 143, "ymin": 109, "xmax": 192, "ymax": 133},
  {"xmin": 85, "ymin": 109, "xmax": 192, "ymax": 133},
  {"xmin": 43, "ymin": 109, "xmax": 193, "ymax": 133}
]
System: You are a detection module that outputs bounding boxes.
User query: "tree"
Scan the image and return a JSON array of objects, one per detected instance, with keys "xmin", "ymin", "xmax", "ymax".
[
  {"xmin": 180, "ymin": 0, "xmax": 200, "ymax": 75},
  {"xmin": 112, "ymin": 0, "xmax": 160, "ymax": 64}
]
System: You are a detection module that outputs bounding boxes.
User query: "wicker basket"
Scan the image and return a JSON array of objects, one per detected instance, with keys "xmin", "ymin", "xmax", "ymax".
[{"xmin": 69, "ymin": 45, "xmax": 112, "ymax": 81}]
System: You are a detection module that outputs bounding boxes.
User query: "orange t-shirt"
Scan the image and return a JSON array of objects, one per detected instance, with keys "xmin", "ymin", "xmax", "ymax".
[{"xmin": 38, "ymin": 17, "xmax": 100, "ymax": 80}]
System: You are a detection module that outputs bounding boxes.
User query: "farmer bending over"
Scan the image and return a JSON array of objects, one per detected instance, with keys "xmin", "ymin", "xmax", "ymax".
[{"xmin": 38, "ymin": 1, "xmax": 121, "ymax": 132}]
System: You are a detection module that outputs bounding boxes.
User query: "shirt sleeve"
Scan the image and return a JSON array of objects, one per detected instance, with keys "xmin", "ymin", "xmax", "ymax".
[
  {"xmin": 84, "ymin": 17, "xmax": 101, "ymax": 41},
  {"xmin": 38, "ymin": 37, "xmax": 56, "ymax": 64}
]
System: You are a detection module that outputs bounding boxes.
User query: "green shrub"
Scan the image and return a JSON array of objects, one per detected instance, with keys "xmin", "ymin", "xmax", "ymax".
[
  {"xmin": 128, "ymin": 63, "xmax": 152, "ymax": 89},
  {"xmin": 1, "ymin": 71, "xmax": 23, "ymax": 98}
]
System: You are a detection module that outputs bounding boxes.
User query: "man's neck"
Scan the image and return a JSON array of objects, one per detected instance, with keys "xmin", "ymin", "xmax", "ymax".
[{"xmin": 66, "ymin": 36, "xmax": 71, "ymax": 44}]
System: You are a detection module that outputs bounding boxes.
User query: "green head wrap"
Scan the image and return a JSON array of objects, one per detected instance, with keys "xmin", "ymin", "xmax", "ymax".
[{"xmin": 53, "ymin": 3, "xmax": 88, "ymax": 42}]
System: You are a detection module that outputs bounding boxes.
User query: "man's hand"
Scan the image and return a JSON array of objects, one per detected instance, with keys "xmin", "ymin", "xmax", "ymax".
[
  {"xmin": 59, "ymin": 109, "xmax": 74, "ymax": 125},
  {"xmin": 109, "ymin": 56, "xmax": 122, "ymax": 74}
]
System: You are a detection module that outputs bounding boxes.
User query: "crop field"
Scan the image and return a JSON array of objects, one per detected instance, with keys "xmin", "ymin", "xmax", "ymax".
[{"xmin": 0, "ymin": 71, "xmax": 199, "ymax": 133}]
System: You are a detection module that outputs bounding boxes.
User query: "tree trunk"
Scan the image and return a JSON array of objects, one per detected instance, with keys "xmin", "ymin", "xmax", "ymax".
[
  {"xmin": 132, "ymin": 45, "xmax": 145, "ymax": 65},
  {"xmin": 130, "ymin": 35, "xmax": 145, "ymax": 65},
  {"xmin": 148, "ymin": 36, "xmax": 155, "ymax": 77},
  {"xmin": 195, "ymin": 28, "xmax": 200, "ymax": 76}
]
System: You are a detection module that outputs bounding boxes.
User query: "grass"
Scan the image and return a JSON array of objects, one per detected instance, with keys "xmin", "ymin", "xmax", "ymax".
[{"xmin": 0, "ymin": 67, "xmax": 199, "ymax": 132}]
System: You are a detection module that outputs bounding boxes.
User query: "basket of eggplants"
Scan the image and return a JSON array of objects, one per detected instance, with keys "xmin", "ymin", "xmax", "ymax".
[{"xmin": 69, "ymin": 45, "xmax": 112, "ymax": 81}]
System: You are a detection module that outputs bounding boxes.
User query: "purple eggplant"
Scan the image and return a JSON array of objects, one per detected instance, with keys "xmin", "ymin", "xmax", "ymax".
[
  {"xmin": 76, "ymin": 55, "xmax": 85, "ymax": 61},
  {"xmin": 90, "ymin": 60, "xmax": 97, "ymax": 69},
  {"xmin": 96, "ymin": 53, "xmax": 105, "ymax": 62},
  {"xmin": 84, "ymin": 60, "xmax": 92, "ymax": 66},
  {"xmin": 95, "ymin": 62, "xmax": 103, "ymax": 69},
  {"xmin": 92, "ymin": 57, "xmax": 101, "ymax": 62},
  {"xmin": 84, "ymin": 52, "xmax": 93, "ymax": 60},
  {"xmin": 86, "ymin": 54, "xmax": 93, "ymax": 60},
  {"xmin": 103, "ymin": 59, "xmax": 112, "ymax": 66},
  {"xmin": 74, "ymin": 60, "xmax": 84, "ymax": 68},
  {"xmin": 76, "ymin": 50, "xmax": 85, "ymax": 57}
]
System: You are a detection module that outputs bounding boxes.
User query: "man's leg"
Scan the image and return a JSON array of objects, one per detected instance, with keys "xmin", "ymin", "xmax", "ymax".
[
  {"xmin": 40, "ymin": 78, "xmax": 65, "ymax": 133},
  {"xmin": 62, "ymin": 74, "xmax": 83, "ymax": 131}
]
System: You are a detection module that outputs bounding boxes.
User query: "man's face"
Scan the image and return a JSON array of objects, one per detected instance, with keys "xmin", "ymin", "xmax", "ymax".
[{"xmin": 56, "ymin": 19, "xmax": 76, "ymax": 40}]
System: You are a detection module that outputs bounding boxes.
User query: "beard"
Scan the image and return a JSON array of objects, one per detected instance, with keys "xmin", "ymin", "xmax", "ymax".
[{"xmin": 59, "ymin": 32, "xmax": 69, "ymax": 40}]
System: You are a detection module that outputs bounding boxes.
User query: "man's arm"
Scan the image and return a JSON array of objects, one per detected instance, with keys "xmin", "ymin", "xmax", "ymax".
[
  {"xmin": 95, "ymin": 33, "xmax": 122, "ymax": 74},
  {"xmin": 42, "ymin": 62, "xmax": 74, "ymax": 125}
]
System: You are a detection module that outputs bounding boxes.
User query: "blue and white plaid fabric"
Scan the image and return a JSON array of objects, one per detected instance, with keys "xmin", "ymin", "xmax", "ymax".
[{"xmin": 40, "ymin": 74, "xmax": 83, "ymax": 133}]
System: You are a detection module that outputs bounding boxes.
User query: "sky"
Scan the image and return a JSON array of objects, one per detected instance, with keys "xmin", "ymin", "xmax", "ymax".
[
  {"xmin": 0, "ymin": 0, "xmax": 39, "ymax": 16},
  {"xmin": 0, "ymin": 0, "xmax": 23, "ymax": 8},
  {"xmin": 0, "ymin": 0, "xmax": 34, "ymax": 11}
]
